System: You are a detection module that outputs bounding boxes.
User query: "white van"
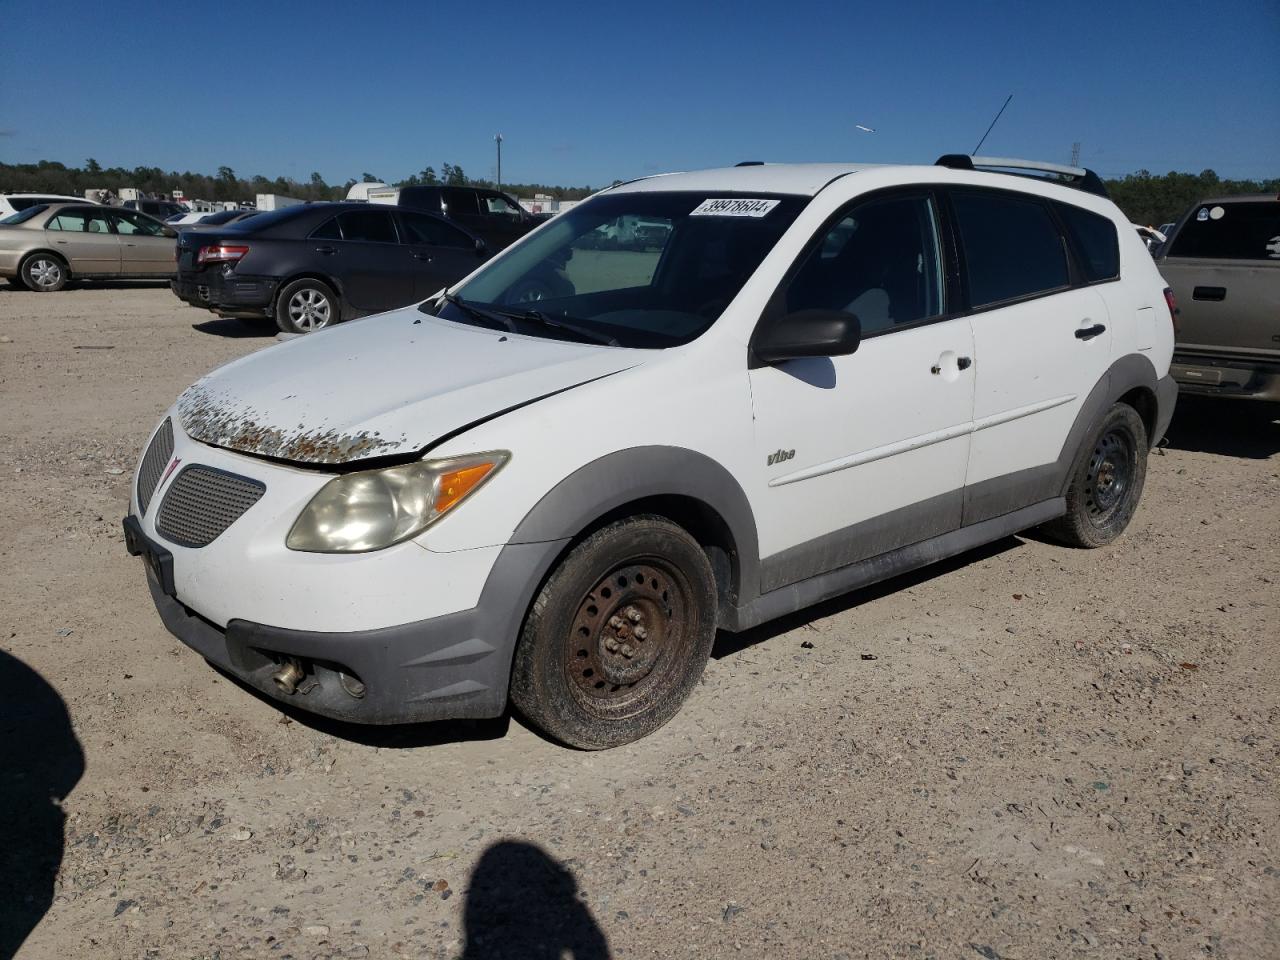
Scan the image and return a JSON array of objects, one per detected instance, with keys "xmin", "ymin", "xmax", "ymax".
[{"xmin": 124, "ymin": 156, "xmax": 1177, "ymax": 748}]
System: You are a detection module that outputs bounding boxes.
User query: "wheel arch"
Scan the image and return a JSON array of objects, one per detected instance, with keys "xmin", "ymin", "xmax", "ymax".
[
  {"xmin": 275, "ymin": 272, "xmax": 345, "ymax": 312},
  {"xmin": 20, "ymin": 248, "xmax": 71, "ymax": 271}
]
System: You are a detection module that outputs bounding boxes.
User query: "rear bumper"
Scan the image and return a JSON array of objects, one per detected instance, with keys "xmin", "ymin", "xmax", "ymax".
[
  {"xmin": 1170, "ymin": 353, "xmax": 1280, "ymax": 402},
  {"xmin": 171, "ymin": 272, "xmax": 279, "ymax": 317}
]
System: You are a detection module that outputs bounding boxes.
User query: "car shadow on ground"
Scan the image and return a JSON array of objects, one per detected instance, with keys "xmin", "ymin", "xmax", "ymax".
[
  {"xmin": 460, "ymin": 840, "xmax": 611, "ymax": 959},
  {"xmin": 191, "ymin": 318, "xmax": 277, "ymax": 339},
  {"xmin": 1161, "ymin": 396, "xmax": 1280, "ymax": 460},
  {"xmin": 712, "ymin": 536, "xmax": 1021, "ymax": 659},
  {"xmin": 0, "ymin": 650, "xmax": 85, "ymax": 959}
]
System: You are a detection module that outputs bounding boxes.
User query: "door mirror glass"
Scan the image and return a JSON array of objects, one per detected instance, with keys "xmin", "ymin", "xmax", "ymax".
[{"xmin": 754, "ymin": 309, "xmax": 861, "ymax": 363}]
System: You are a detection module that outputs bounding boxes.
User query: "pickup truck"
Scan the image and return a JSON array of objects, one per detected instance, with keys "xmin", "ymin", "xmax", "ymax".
[
  {"xmin": 369, "ymin": 185, "xmax": 542, "ymax": 252},
  {"xmin": 1156, "ymin": 195, "xmax": 1280, "ymax": 404}
]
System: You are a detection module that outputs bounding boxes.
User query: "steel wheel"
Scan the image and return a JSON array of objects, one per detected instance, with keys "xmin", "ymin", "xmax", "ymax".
[
  {"xmin": 1084, "ymin": 428, "xmax": 1135, "ymax": 525},
  {"xmin": 565, "ymin": 560, "xmax": 692, "ymax": 714},
  {"xmin": 287, "ymin": 288, "xmax": 332, "ymax": 331}
]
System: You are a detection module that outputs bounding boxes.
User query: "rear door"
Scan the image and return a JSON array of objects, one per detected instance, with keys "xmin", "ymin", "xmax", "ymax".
[
  {"xmin": 327, "ymin": 209, "xmax": 413, "ymax": 312},
  {"xmin": 110, "ymin": 210, "xmax": 175, "ymax": 275},
  {"xmin": 397, "ymin": 211, "xmax": 484, "ymax": 299},
  {"xmin": 949, "ymin": 188, "xmax": 1114, "ymax": 524},
  {"xmin": 1160, "ymin": 200, "xmax": 1280, "ymax": 358},
  {"xmin": 44, "ymin": 206, "xmax": 121, "ymax": 274}
]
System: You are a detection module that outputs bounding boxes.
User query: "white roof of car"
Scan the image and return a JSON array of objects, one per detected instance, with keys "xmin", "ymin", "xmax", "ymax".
[{"xmin": 609, "ymin": 163, "xmax": 887, "ymax": 197}]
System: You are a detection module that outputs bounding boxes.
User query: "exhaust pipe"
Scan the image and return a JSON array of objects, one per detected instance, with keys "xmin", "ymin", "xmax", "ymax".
[{"xmin": 271, "ymin": 658, "xmax": 305, "ymax": 695}]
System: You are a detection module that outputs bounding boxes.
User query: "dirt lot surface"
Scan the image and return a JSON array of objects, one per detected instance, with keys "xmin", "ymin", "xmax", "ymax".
[{"xmin": 2, "ymin": 284, "xmax": 1277, "ymax": 960}]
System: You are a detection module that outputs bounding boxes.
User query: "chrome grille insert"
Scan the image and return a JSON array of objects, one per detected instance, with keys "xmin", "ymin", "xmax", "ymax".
[
  {"xmin": 155, "ymin": 465, "xmax": 265, "ymax": 548},
  {"xmin": 137, "ymin": 418, "xmax": 174, "ymax": 515}
]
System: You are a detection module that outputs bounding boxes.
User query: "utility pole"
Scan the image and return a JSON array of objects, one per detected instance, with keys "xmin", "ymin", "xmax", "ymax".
[
  {"xmin": 495, "ymin": 134, "xmax": 503, "ymax": 192},
  {"xmin": 1070, "ymin": 141, "xmax": 1081, "ymax": 167}
]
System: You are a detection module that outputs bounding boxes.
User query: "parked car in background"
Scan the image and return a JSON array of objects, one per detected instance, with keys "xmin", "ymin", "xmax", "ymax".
[
  {"xmin": 0, "ymin": 193, "xmax": 95, "ymax": 218},
  {"xmin": 168, "ymin": 209, "xmax": 259, "ymax": 229},
  {"xmin": 126, "ymin": 156, "xmax": 1176, "ymax": 748},
  {"xmin": 0, "ymin": 202, "xmax": 176, "ymax": 291},
  {"xmin": 125, "ymin": 198, "xmax": 187, "ymax": 220},
  {"xmin": 1156, "ymin": 195, "xmax": 1280, "ymax": 403},
  {"xmin": 370, "ymin": 185, "xmax": 541, "ymax": 251},
  {"xmin": 170, "ymin": 201, "xmax": 489, "ymax": 333}
]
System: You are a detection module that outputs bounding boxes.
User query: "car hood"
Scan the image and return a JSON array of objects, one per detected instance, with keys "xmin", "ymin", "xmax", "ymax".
[{"xmin": 177, "ymin": 307, "xmax": 644, "ymax": 465}]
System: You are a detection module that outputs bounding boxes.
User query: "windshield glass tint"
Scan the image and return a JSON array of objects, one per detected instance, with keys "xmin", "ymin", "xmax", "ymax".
[{"xmin": 442, "ymin": 192, "xmax": 805, "ymax": 347}]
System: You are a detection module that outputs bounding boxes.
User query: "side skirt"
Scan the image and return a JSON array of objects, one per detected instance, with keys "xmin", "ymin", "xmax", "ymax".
[{"xmin": 722, "ymin": 498, "xmax": 1064, "ymax": 632}]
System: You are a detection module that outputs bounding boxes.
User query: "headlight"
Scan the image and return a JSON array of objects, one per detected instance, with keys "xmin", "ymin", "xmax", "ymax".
[{"xmin": 286, "ymin": 452, "xmax": 508, "ymax": 553}]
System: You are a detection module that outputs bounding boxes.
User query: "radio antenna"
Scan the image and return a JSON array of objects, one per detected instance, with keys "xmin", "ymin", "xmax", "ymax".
[{"xmin": 974, "ymin": 94, "xmax": 1013, "ymax": 154}]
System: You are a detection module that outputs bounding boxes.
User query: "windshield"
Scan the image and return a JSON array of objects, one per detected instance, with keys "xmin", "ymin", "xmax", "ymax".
[{"xmin": 434, "ymin": 191, "xmax": 806, "ymax": 348}]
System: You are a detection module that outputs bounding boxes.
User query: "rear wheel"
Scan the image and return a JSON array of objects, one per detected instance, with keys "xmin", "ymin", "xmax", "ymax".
[
  {"xmin": 1041, "ymin": 403, "xmax": 1148, "ymax": 548},
  {"xmin": 20, "ymin": 253, "xmax": 68, "ymax": 292},
  {"xmin": 276, "ymin": 278, "xmax": 339, "ymax": 334},
  {"xmin": 510, "ymin": 516, "xmax": 717, "ymax": 749}
]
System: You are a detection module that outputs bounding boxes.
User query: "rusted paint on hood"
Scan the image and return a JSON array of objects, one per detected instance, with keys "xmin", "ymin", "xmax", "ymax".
[{"xmin": 178, "ymin": 384, "xmax": 407, "ymax": 465}]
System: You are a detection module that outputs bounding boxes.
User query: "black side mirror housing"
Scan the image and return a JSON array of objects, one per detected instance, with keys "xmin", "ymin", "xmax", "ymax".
[
  {"xmin": 753, "ymin": 309, "xmax": 862, "ymax": 364},
  {"xmin": 475, "ymin": 237, "xmax": 489, "ymax": 257}
]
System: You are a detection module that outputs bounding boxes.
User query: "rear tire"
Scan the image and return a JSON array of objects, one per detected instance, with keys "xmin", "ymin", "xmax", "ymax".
[
  {"xmin": 275, "ymin": 278, "xmax": 339, "ymax": 334},
  {"xmin": 20, "ymin": 253, "xmax": 69, "ymax": 292},
  {"xmin": 1041, "ymin": 403, "xmax": 1148, "ymax": 548},
  {"xmin": 510, "ymin": 516, "xmax": 718, "ymax": 749}
]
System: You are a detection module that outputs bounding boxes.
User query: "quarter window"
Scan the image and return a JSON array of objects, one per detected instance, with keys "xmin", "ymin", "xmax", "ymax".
[
  {"xmin": 47, "ymin": 209, "xmax": 114, "ymax": 234},
  {"xmin": 784, "ymin": 194, "xmax": 944, "ymax": 335},
  {"xmin": 1055, "ymin": 201, "xmax": 1120, "ymax": 282},
  {"xmin": 336, "ymin": 210, "xmax": 398, "ymax": 243},
  {"xmin": 1167, "ymin": 202, "xmax": 1280, "ymax": 260},
  {"xmin": 953, "ymin": 192, "xmax": 1069, "ymax": 308}
]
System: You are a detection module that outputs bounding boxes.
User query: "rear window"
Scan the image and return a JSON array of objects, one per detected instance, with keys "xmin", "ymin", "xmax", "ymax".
[
  {"xmin": 1055, "ymin": 202, "xmax": 1120, "ymax": 282},
  {"xmin": 952, "ymin": 191, "xmax": 1069, "ymax": 308},
  {"xmin": 1168, "ymin": 201, "xmax": 1280, "ymax": 261},
  {"xmin": 10, "ymin": 197, "xmax": 69, "ymax": 211},
  {"xmin": 1, "ymin": 205, "xmax": 49, "ymax": 224}
]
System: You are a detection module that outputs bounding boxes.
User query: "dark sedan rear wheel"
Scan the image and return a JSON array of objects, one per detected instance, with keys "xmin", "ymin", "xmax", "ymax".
[{"xmin": 276, "ymin": 278, "xmax": 339, "ymax": 334}]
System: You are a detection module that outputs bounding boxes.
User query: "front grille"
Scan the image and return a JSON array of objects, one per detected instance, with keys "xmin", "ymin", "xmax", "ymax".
[
  {"xmin": 137, "ymin": 418, "xmax": 174, "ymax": 515},
  {"xmin": 155, "ymin": 465, "xmax": 265, "ymax": 548}
]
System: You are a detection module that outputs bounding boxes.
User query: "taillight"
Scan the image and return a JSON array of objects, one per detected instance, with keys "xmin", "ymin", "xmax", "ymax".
[
  {"xmin": 197, "ymin": 244, "xmax": 249, "ymax": 265},
  {"xmin": 1163, "ymin": 286, "xmax": 1179, "ymax": 336}
]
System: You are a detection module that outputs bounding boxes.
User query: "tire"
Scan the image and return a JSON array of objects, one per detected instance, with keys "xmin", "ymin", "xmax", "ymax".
[
  {"xmin": 275, "ymin": 278, "xmax": 339, "ymax": 334},
  {"xmin": 20, "ymin": 253, "xmax": 69, "ymax": 292},
  {"xmin": 1041, "ymin": 403, "xmax": 1148, "ymax": 548},
  {"xmin": 510, "ymin": 515, "xmax": 718, "ymax": 749}
]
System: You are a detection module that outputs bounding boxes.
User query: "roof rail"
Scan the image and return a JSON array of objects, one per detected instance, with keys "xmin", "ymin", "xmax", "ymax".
[
  {"xmin": 935, "ymin": 154, "xmax": 1109, "ymax": 199},
  {"xmin": 734, "ymin": 161, "xmax": 765, "ymax": 167}
]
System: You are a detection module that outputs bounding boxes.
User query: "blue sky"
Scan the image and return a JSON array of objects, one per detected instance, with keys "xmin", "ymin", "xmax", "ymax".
[{"xmin": 2, "ymin": 0, "xmax": 1277, "ymax": 187}]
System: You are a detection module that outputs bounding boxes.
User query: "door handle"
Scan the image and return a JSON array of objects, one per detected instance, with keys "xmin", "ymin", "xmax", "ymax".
[
  {"xmin": 315, "ymin": 245, "xmax": 337, "ymax": 255},
  {"xmin": 1075, "ymin": 323, "xmax": 1106, "ymax": 340},
  {"xmin": 413, "ymin": 252, "xmax": 433, "ymax": 262},
  {"xmin": 55, "ymin": 239, "xmax": 68, "ymax": 244},
  {"xmin": 931, "ymin": 356, "xmax": 973, "ymax": 374},
  {"xmin": 1192, "ymin": 286, "xmax": 1226, "ymax": 301}
]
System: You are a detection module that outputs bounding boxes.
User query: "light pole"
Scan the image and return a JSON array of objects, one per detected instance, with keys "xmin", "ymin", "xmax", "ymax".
[{"xmin": 495, "ymin": 133, "xmax": 503, "ymax": 192}]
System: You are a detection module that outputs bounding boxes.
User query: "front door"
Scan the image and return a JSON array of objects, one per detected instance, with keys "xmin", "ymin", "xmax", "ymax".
[
  {"xmin": 947, "ymin": 188, "xmax": 1114, "ymax": 524},
  {"xmin": 110, "ymin": 210, "xmax": 175, "ymax": 275},
  {"xmin": 748, "ymin": 190, "xmax": 976, "ymax": 594},
  {"xmin": 397, "ymin": 211, "xmax": 486, "ymax": 299},
  {"xmin": 44, "ymin": 206, "xmax": 120, "ymax": 275}
]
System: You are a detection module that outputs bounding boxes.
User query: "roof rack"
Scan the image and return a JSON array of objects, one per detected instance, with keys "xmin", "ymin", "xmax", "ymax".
[
  {"xmin": 935, "ymin": 154, "xmax": 1109, "ymax": 199},
  {"xmin": 734, "ymin": 161, "xmax": 765, "ymax": 167}
]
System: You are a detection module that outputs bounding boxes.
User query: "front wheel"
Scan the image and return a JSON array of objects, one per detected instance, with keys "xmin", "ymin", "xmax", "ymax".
[
  {"xmin": 20, "ymin": 253, "xmax": 69, "ymax": 292},
  {"xmin": 510, "ymin": 516, "xmax": 718, "ymax": 749},
  {"xmin": 1041, "ymin": 403, "xmax": 1148, "ymax": 548},
  {"xmin": 276, "ymin": 278, "xmax": 339, "ymax": 334}
]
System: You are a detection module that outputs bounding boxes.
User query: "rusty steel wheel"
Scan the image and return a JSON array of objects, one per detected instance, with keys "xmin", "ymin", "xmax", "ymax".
[{"xmin": 511, "ymin": 515, "xmax": 718, "ymax": 749}]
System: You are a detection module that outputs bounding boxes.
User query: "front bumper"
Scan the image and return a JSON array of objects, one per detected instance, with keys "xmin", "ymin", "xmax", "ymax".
[
  {"xmin": 171, "ymin": 271, "xmax": 279, "ymax": 317},
  {"xmin": 1170, "ymin": 354, "xmax": 1280, "ymax": 402}
]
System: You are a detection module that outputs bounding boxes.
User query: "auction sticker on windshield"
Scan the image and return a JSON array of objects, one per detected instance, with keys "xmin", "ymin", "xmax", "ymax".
[{"xmin": 690, "ymin": 198, "xmax": 780, "ymax": 218}]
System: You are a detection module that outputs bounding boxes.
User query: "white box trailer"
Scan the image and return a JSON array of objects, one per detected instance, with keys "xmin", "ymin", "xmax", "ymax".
[
  {"xmin": 345, "ymin": 182, "xmax": 390, "ymax": 202},
  {"xmin": 255, "ymin": 193, "xmax": 304, "ymax": 212}
]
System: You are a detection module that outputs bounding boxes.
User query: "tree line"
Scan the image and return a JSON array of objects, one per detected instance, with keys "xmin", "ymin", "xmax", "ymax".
[
  {"xmin": 0, "ymin": 159, "xmax": 1274, "ymax": 222},
  {"xmin": 0, "ymin": 159, "xmax": 598, "ymax": 204}
]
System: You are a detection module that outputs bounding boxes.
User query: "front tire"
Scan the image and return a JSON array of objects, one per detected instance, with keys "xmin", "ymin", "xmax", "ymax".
[
  {"xmin": 276, "ymin": 278, "xmax": 339, "ymax": 334},
  {"xmin": 510, "ymin": 516, "xmax": 718, "ymax": 749},
  {"xmin": 1042, "ymin": 403, "xmax": 1148, "ymax": 548},
  {"xmin": 20, "ymin": 253, "xmax": 69, "ymax": 292}
]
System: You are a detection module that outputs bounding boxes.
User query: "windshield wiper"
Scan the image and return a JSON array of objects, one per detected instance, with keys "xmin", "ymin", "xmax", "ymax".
[
  {"xmin": 510, "ymin": 309, "xmax": 620, "ymax": 347},
  {"xmin": 435, "ymin": 293, "xmax": 518, "ymax": 333}
]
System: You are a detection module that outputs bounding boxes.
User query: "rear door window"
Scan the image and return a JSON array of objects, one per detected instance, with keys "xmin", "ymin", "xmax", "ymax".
[
  {"xmin": 1168, "ymin": 202, "xmax": 1280, "ymax": 260},
  {"xmin": 310, "ymin": 217, "xmax": 342, "ymax": 240},
  {"xmin": 336, "ymin": 210, "xmax": 398, "ymax": 243},
  {"xmin": 399, "ymin": 212, "xmax": 473, "ymax": 248},
  {"xmin": 952, "ymin": 191, "xmax": 1070, "ymax": 308},
  {"xmin": 47, "ymin": 208, "xmax": 115, "ymax": 233},
  {"xmin": 1055, "ymin": 201, "xmax": 1120, "ymax": 282}
]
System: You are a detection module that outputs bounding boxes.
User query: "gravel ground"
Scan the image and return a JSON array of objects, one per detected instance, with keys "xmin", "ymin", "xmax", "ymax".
[{"xmin": 1, "ymin": 283, "xmax": 1277, "ymax": 960}]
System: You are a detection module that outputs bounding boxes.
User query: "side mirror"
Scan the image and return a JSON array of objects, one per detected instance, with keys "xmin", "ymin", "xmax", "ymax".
[
  {"xmin": 474, "ymin": 237, "xmax": 489, "ymax": 257},
  {"xmin": 753, "ymin": 309, "xmax": 861, "ymax": 364}
]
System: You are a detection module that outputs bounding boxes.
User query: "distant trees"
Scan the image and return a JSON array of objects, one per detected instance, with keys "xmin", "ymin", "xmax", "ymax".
[{"xmin": 1105, "ymin": 169, "xmax": 1280, "ymax": 226}]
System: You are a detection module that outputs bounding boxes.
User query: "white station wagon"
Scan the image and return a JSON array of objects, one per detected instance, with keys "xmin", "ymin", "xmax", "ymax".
[{"xmin": 125, "ymin": 156, "xmax": 1177, "ymax": 748}]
